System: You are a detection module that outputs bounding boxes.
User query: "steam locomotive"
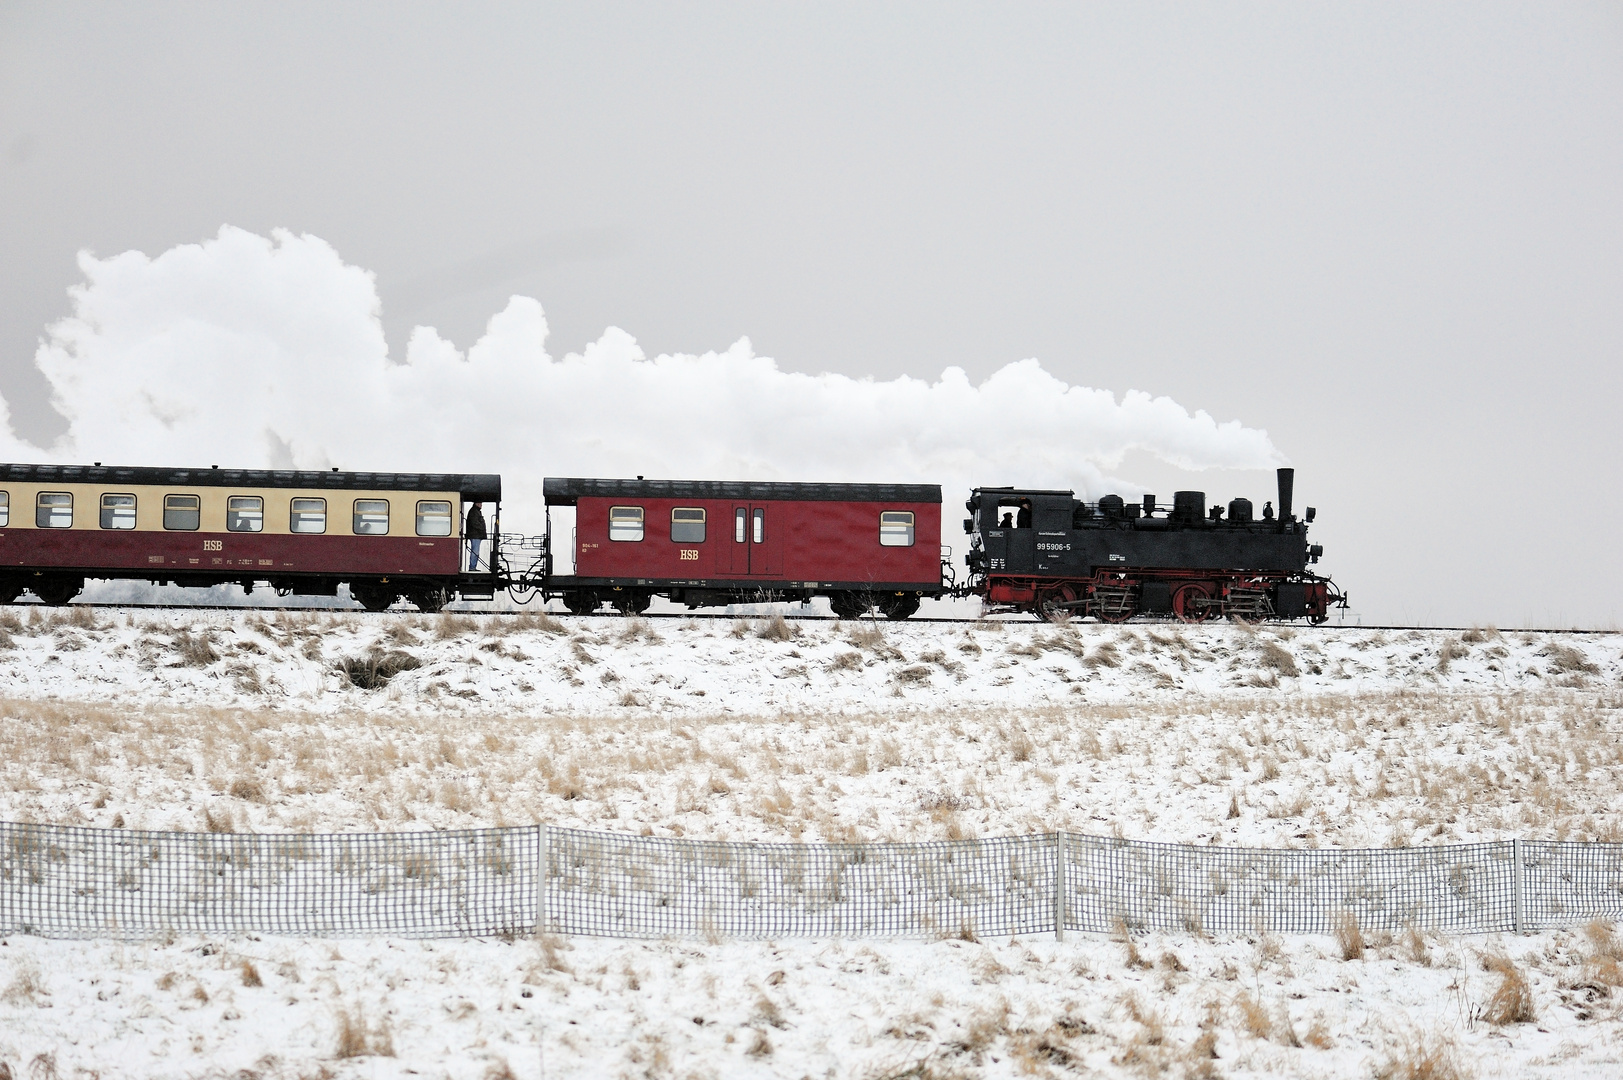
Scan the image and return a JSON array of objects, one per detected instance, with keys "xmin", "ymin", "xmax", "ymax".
[
  {"xmin": 964, "ymin": 467, "xmax": 1344, "ymax": 623},
  {"xmin": 0, "ymin": 461, "xmax": 1344, "ymax": 622}
]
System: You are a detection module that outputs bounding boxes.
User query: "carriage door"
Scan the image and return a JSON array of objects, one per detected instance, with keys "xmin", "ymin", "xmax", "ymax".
[{"xmin": 729, "ymin": 505, "xmax": 776, "ymax": 575}]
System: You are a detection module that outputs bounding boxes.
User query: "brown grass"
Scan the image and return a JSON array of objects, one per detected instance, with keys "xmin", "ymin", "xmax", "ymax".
[
  {"xmin": 1333, "ymin": 910, "xmax": 1365, "ymax": 960},
  {"xmin": 240, "ymin": 959, "xmax": 262, "ymax": 987},
  {"xmin": 1374, "ymin": 1030, "xmax": 1471, "ymax": 1080},
  {"xmin": 334, "ymin": 1004, "xmax": 394, "ymax": 1057},
  {"xmin": 337, "ymin": 650, "xmax": 422, "ymax": 689},
  {"xmin": 1480, "ymin": 955, "xmax": 1535, "ymax": 1025},
  {"xmin": 173, "ymin": 629, "xmax": 220, "ymax": 666}
]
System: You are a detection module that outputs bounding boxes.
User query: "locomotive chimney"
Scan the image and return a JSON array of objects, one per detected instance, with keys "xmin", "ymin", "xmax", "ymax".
[{"xmin": 1276, "ymin": 468, "xmax": 1295, "ymax": 524}]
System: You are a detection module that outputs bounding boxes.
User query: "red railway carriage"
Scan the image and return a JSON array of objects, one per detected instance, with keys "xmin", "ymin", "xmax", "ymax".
[
  {"xmin": 541, "ymin": 478, "xmax": 946, "ymax": 618},
  {"xmin": 0, "ymin": 462, "xmax": 501, "ymax": 611}
]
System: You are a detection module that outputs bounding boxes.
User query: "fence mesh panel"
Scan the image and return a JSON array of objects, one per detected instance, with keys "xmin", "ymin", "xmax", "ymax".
[
  {"xmin": 1064, "ymin": 835, "xmax": 1514, "ymax": 934},
  {"xmin": 0, "ymin": 823, "xmax": 538, "ymax": 940},
  {"xmin": 545, "ymin": 829, "xmax": 1054, "ymax": 939},
  {"xmin": 5, "ymin": 822, "xmax": 1616, "ymax": 941},
  {"xmin": 1521, "ymin": 841, "xmax": 1623, "ymax": 931}
]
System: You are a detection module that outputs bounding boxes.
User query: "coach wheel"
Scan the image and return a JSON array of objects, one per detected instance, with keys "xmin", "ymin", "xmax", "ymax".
[
  {"xmin": 30, "ymin": 576, "xmax": 83, "ymax": 607},
  {"xmin": 1172, "ymin": 582, "xmax": 1216, "ymax": 623},
  {"xmin": 563, "ymin": 590, "xmax": 599, "ymax": 616},
  {"xmin": 409, "ymin": 586, "xmax": 449, "ymax": 614},
  {"xmin": 611, "ymin": 592, "xmax": 651, "ymax": 616},
  {"xmin": 350, "ymin": 582, "xmax": 398, "ymax": 613},
  {"xmin": 1037, "ymin": 586, "xmax": 1077, "ymax": 623},
  {"xmin": 881, "ymin": 594, "xmax": 920, "ymax": 621},
  {"xmin": 829, "ymin": 591, "xmax": 870, "ymax": 620}
]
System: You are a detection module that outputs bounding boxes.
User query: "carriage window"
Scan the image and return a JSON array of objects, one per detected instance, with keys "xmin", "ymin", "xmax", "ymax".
[
  {"xmin": 609, "ymin": 506, "xmax": 644, "ymax": 542},
  {"xmin": 671, "ymin": 507, "xmax": 705, "ymax": 543},
  {"xmin": 36, "ymin": 492, "xmax": 71, "ymax": 528},
  {"xmin": 353, "ymin": 499, "xmax": 390, "ymax": 535},
  {"xmin": 880, "ymin": 510, "xmax": 915, "ymax": 547},
  {"xmin": 734, "ymin": 507, "xmax": 746, "ymax": 543},
  {"xmin": 227, "ymin": 496, "xmax": 264, "ymax": 533},
  {"xmin": 163, "ymin": 494, "xmax": 201, "ymax": 531},
  {"xmin": 290, "ymin": 497, "xmax": 327, "ymax": 534},
  {"xmin": 100, "ymin": 493, "xmax": 137, "ymax": 530},
  {"xmin": 0, "ymin": 491, "xmax": 11, "ymax": 527},
  {"xmin": 415, "ymin": 500, "xmax": 453, "ymax": 537},
  {"xmin": 752, "ymin": 507, "xmax": 765, "ymax": 544}
]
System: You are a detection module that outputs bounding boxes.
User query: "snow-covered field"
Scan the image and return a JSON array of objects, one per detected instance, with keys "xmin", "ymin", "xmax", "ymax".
[{"xmin": 2, "ymin": 607, "xmax": 1622, "ymax": 1078}]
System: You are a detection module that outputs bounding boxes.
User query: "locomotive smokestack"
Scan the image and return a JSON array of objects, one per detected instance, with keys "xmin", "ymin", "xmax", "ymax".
[{"xmin": 1277, "ymin": 468, "xmax": 1294, "ymax": 524}]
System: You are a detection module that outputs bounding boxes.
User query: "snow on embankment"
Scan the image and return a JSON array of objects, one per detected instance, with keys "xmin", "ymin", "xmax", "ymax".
[
  {"xmin": 0, "ymin": 607, "xmax": 1614, "ymax": 714},
  {"xmin": 1, "ymin": 609, "xmax": 1619, "ymax": 848}
]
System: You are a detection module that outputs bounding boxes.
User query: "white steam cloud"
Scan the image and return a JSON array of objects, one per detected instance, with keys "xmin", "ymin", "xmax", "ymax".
[{"xmin": 5, "ymin": 226, "xmax": 1282, "ymax": 533}]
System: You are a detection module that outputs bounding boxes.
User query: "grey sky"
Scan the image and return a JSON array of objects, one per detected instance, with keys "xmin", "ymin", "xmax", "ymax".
[{"xmin": 1, "ymin": 2, "xmax": 1619, "ymax": 626}]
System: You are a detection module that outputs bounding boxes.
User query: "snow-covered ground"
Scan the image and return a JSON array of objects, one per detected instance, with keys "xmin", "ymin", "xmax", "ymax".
[{"xmin": 2, "ymin": 607, "xmax": 1622, "ymax": 1077}]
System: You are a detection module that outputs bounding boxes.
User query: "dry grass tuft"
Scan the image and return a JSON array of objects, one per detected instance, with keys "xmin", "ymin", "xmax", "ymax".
[
  {"xmin": 1258, "ymin": 641, "xmax": 1299, "ymax": 677},
  {"xmin": 334, "ymin": 1003, "xmax": 395, "ymax": 1058},
  {"xmin": 1114, "ymin": 918, "xmax": 1149, "ymax": 969},
  {"xmin": 1233, "ymin": 990, "xmax": 1272, "ymax": 1039},
  {"xmin": 1374, "ymin": 1030, "xmax": 1471, "ymax": 1080},
  {"xmin": 173, "ymin": 629, "xmax": 220, "ymax": 666},
  {"xmin": 240, "ymin": 959, "xmax": 262, "ymax": 987},
  {"xmin": 1480, "ymin": 955, "xmax": 1535, "ymax": 1025},
  {"xmin": 513, "ymin": 610, "xmax": 568, "ymax": 635},
  {"xmin": 1083, "ymin": 641, "xmax": 1120, "ymax": 669},
  {"xmin": 229, "ymin": 777, "xmax": 267, "ymax": 803},
  {"xmin": 756, "ymin": 614, "xmax": 799, "ymax": 642},
  {"xmin": 337, "ymin": 650, "xmax": 422, "ymax": 689},
  {"xmin": 1, "ymin": 960, "xmax": 46, "ymax": 1006},
  {"xmin": 1333, "ymin": 910, "xmax": 1365, "ymax": 961},
  {"xmin": 1543, "ymin": 643, "xmax": 1599, "ymax": 676},
  {"xmin": 433, "ymin": 613, "xmax": 478, "ymax": 641}
]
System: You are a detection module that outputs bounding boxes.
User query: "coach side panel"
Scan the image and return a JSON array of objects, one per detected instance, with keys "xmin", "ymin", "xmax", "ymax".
[
  {"xmin": 0, "ymin": 482, "xmax": 463, "ymax": 578},
  {"xmin": 575, "ymin": 497, "xmax": 940, "ymax": 587}
]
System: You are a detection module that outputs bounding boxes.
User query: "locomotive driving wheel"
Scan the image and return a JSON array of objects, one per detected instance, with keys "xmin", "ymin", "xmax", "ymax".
[
  {"xmin": 1092, "ymin": 585, "xmax": 1136, "ymax": 623},
  {"xmin": 1037, "ymin": 585, "xmax": 1078, "ymax": 623},
  {"xmin": 1172, "ymin": 582, "xmax": 1217, "ymax": 623}
]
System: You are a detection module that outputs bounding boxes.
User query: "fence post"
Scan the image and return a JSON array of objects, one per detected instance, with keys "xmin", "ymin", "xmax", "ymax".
[
  {"xmin": 537, "ymin": 824, "xmax": 549, "ymax": 937},
  {"xmin": 1512, "ymin": 838, "xmax": 1524, "ymax": 934},
  {"xmin": 1053, "ymin": 833, "xmax": 1066, "ymax": 942}
]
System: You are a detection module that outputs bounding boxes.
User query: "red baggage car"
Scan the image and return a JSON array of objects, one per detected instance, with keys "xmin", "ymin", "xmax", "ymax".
[{"xmin": 541, "ymin": 478, "xmax": 946, "ymax": 618}]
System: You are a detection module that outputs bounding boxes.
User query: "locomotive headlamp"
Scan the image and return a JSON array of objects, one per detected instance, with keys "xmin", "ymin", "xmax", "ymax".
[
  {"xmin": 963, "ymin": 518, "xmax": 974, "ymax": 534},
  {"xmin": 1305, "ymin": 507, "xmax": 1316, "ymax": 522}
]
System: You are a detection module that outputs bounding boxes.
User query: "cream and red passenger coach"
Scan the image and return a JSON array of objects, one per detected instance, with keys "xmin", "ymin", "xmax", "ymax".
[{"xmin": 0, "ymin": 463, "xmax": 500, "ymax": 610}]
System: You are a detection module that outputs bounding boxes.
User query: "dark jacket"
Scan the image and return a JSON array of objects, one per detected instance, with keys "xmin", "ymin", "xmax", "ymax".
[{"xmin": 465, "ymin": 504, "xmax": 487, "ymax": 540}]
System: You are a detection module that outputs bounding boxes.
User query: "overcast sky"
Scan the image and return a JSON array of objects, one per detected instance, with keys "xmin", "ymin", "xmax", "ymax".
[{"xmin": 1, "ymin": 2, "xmax": 1619, "ymax": 626}]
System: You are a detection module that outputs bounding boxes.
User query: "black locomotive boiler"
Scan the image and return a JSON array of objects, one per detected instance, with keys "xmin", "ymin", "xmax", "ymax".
[{"xmin": 964, "ymin": 467, "xmax": 1347, "ymax": 623}]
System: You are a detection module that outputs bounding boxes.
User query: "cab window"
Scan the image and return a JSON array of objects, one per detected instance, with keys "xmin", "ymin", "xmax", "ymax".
[
  {"xmin": 0, "ymin": 491, "xmax": 12, "ymax": 527},
  {"xmin": 227, "ymin": 496, "xmax": 264, "ymax": 532},
  {"xmin": 36, "ymin": 492, "xmax": 72, "ymax": 528},
  {"xmin": 415, "ymin": 500, "xmax": 453, "ymax": 537},
  {"xmin": 670, "ymin": 507, "xmax": 705, "ymax": 543},
  {"xmin": 880, "ymin": 510, "xmax": 915, "ymax": 547},
  {"xmin": 100, "ymin": 493, "xmax": 137, "ymax": 530},
  {"xmin": 353, "ymin": 499, "xmax": 390, "ymax": 535},
  {"xmin": 609, "ymin": 506, "xmax": 644, "ymax": 542},
  {"xmin": 163, "ymin": 494, "xmax": 201, "ymax": 531},
  {"xmin": 290, "ymin": 497, "xmax": 327, "ymax": 534}
]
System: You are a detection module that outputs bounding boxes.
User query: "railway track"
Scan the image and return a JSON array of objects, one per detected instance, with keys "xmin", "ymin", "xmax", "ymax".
[{"xmin": 4, "ymin": 600, "xmax": 1614, "ymax": 635}]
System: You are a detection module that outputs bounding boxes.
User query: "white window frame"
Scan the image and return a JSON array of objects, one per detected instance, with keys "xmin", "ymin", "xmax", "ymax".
[
  {"xmin": 290, "ymin": 497, "xmax": 327, "ymax": 534},
  {"xmin": 353, "ymin": 499, "xmax": 390, "ymax": 536},
  {"xmin": 227, "ymin": 496, "xmax": 264, "ymax": 533},
  {"xmin": 36, "ymin": 491, "xmax": 72, "ymax": 529},
  {"xmin": 163, "ymin": 493, "xmax": 201, "ymax": 531},
  {"xmin": 100, "ymin": 493, "xmax": 137, "ymax": 530},
  {"xmin": 609, "ymin": 505, "xmax": 644, "ymax": 542},
  {"xmin": 670, "ymin": 507, "xmax": 706, "ymax": 543},
  {"xmin": 880, "ymin": 510, "xmax": 916, "ymax": 547},
  {"xmin": 415, "ymin": 500, "xmax": 453, "ymax": 537},
  {"xmin": 0, "ymin": 491, "xmax": 9, "ymax": 528}
]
